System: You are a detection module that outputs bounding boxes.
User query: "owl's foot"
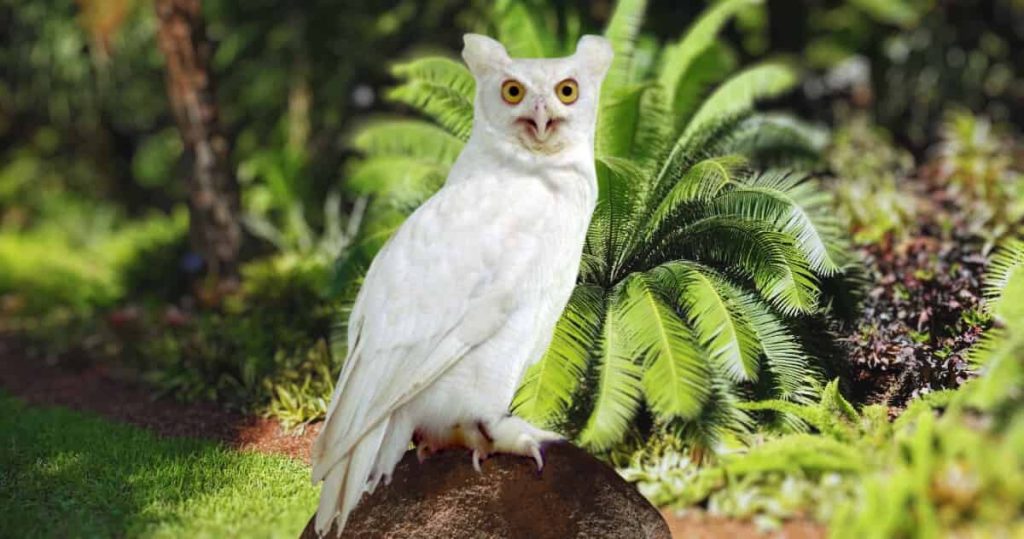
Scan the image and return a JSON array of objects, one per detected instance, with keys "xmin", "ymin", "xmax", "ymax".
[{"xmin": 484, "ymin": 415, "xmax": 562, "ymax": 472}]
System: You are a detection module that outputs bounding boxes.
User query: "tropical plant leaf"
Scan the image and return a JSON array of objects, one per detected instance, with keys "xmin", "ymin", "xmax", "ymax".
[
  {"xmin": 514, "ymin": 285, "xmax": 605, "ymax": 426},
  {"xmin": 715, "ymin": 113, "xmax": 829, "ymax": 169},
  {"xmin": 494, "ymin": 0, "xmax": 559, "ymax": 57},
  {"xmin": 658, "ymin": 0, "xmax": 758, "ymax": 120},
  {"xmin": 724, "ymin": 281, "xmax": 819, "ymax": 403},
  {"xmin": 716, "ymin": 170, "xmax": 844, "ymax": 275},
  {"xmin": 675, "ymin": 62, "xmax": 799, "ymax": 152},
  {"xmin": 388, "ymin": 57, "xmax": 475, "ymax": 140},
  {"xmin": 588, "ymin": 156, "xmax": 647, "ymax": 281},
  {"xmin": 620, "ymin": 273, "xmax": 713, "ymax": 420},
  {"xmin": 654, "ymin": 216, "xmax": 820, "ymax": 315},
  {"xmin": 351, "ymin": 120, "xmax": 464, "ymax": 165},
  {"xmin": 578, "ymin": 285, "xmax": 644, "ymax": 451},
  {"xmin": 346, "ymin": 156, "xmax": 446, "ymax": 206},
  {"xmin": 983, "ymin": 239, "xmax": 1024, "ymax": 322},
  {"xmin": 650, "ymin": 261, "xmax": 761, "ymax": 382}
]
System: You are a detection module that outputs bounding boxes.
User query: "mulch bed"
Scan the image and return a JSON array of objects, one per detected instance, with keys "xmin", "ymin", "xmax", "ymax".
[
  {"xmin": 0, "ymin": 336, "xmax": 320, "ymax": 463},
  {"xmin": 835, "ymin": 167, "xmax": 992, "ymax": 410}
]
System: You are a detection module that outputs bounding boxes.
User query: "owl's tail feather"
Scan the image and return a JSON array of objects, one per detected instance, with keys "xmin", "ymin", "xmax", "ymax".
[{"xmin": 313, "ymin": 415, "xmax": 413, "ymax": 537}]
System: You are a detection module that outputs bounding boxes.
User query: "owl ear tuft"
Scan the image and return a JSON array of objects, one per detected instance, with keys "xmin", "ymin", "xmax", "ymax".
[
  {"xmin": 574, "ymin": 35, "xmax": 613, "ymax": 81},
  {"xmin": 462, "ymin": 34, "xmax": 509, "ymax": 76}
]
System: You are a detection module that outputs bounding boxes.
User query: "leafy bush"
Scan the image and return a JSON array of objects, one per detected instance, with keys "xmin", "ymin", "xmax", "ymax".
[
  {"xmin": 625, "ymin": 239, "xmax": 1024, "ymax": 537},
  {"xmin": 337, "ymin": 0, "xmax": 849, "ymax": 453},
  {"xmin": 0, "ymin": 209, "xmax": 188, "ymax": 314},
  {"xmin": 141, "ymin": 256, "xmax": 340, "ymax": 426}
]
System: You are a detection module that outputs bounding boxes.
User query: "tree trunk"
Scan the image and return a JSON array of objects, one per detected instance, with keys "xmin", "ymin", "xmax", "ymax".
[{"xmin": 155, "ymin": 0, "xmax": 241, "ymax": 289}]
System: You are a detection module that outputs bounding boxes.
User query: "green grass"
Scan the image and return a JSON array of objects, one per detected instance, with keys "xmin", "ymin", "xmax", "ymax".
[{"xmin": 0, "ymin": 392, "xmax": 318, "ymax": 538}]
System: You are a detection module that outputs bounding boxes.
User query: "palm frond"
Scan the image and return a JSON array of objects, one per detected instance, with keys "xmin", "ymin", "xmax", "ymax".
[
  {"xmin": 388, "ymin": 57, "xmax": 475, "ymax": 140},
  {"xmin": 653, "ymin": 216, "xmax": 820, "ymax": 315},
  {"xmin": 346, "ymin": 156, "xmax": 446, "ymax": 207},
  {"xmin": 620, "ymin": 273, "xmax": 713, "ymax": 420},
  {"xmin": 658, "ymin": 0, "xmax": 758, "ymax": 120},
  {"xmin": 675, "ymin": 62, "xmax": 799, "ymax": 153},
  {"xmin": 601, "ymin": 0, "xmax": 648, "ymax": 94},
  {"xmin": 983, "ymin": 239, "xmax": 1024, "ymax": 322},
  {"xmin": 650, "ymin": 261, "xmax": 761, "ymax": 382},
  {"xmin": 578, "ymin": 284, "xmax": 644, "ymax": 451},
  {"xmin": 642, "ymin": 155, "xmax": 747, "ymax": 242},
  {"xmin": 514, "ymin": 285, "xmax": 605, "ymax": 427},
  {"xmin": 724, "ymin": 281, "xmax": 820, "ymax": 403},
  {"xmin": 587, "ymin": 156, "xmax": 647, "ymax": 282},
  {"xmin": 715, "ymin": 170, "xmax": 844, "ymax": 276},
  {"xmin": 596, "ymin": 0, "xmax": 648, "ymax": 155},
  {"xmin": 714, "ymin": 114, "xmax": 829, "ymax": 169},
  {"xmin": 351, "ymin": 120, "xmax": 464, "ymax": 165},
  {"xmin": 494, "ymin": 0, "xmax": 560, "ymax": 57},
  {"xmin": 597, "ymin": 83, "xmax": 651, "ymax": 159}
]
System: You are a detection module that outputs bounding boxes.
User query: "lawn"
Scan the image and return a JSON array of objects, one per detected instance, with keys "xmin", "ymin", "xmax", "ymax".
[{"xmin": 0, "ymin": 392, "xmax": 318, "ymax": 539}]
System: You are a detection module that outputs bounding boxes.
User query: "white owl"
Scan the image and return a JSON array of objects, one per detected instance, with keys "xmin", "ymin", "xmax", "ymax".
[{"xmin": 311, "ymin": 33, "xmax": 613, "ymax": 536}]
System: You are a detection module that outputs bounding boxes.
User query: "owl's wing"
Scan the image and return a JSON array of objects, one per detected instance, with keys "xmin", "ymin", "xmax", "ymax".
[{"xmin": 311, "ymin": 180, "xmax": 537, "ymax": 481}]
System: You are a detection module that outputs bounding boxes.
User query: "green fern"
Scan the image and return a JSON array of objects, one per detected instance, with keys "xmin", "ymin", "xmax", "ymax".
[{"xmin": 338, "ymin": 0, "xmax": 847, "ymax": 452}]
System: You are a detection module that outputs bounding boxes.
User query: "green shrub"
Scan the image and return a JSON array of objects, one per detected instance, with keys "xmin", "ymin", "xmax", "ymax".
[
  {"xmin": 142, "ymin": 256, "xmax": 340, "ymax": 426},
  {"xmin": 624, "ymin": 239, "xmax": 1024, "ymax": 537},
  {"xmin": 336, "ymin": 0, "xmax": 848, "ymax": 453},
  {"xmin": 0, "ymin": 209, "xmax": 187, "ymax": 314}
]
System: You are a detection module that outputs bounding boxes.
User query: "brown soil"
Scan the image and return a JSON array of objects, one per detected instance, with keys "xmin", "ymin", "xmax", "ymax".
[
  {"xmin": 0, "ymin": 337, "xmax": 320, "ymax": 462},
  {"xmin": 661, "ymin": 510, "xmax": 825, "ymax": 539}
]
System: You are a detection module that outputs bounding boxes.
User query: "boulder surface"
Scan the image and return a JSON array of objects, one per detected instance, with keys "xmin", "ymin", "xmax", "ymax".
[{"xmin": 300, "ymin": 442, "xmax": 670, "ymax": 538}]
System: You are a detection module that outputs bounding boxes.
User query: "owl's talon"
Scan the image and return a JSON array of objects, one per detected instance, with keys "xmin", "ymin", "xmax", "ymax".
[
  {"xmin": 416, "ymin": 442, "xmax": 431, "ymax": 463},
  {"xmin": 530, "ymin": 444, "xmax": 544, "ymax": 471},
  {"xmin": 472, "ymin": 449, "xmax": 485, "ymax": 472}
]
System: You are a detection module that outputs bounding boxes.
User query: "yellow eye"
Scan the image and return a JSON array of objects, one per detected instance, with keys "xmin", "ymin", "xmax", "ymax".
[
  {"xmin": 501, "ymin": 80, "xmax": 526, "ymax": 104},
  {"xmin": 555, "ymin": 79, "xmax": 578, "ymax": 104}
]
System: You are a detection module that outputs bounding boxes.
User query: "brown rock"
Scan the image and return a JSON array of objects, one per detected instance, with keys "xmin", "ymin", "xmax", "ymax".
[{"xmin": 301, "ymin": 442, "xmax": 670, "ymax": 539}]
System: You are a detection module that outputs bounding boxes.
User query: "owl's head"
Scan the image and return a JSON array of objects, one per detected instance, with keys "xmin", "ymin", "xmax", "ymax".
[{"xmin": 462, "ymin": 34, "xmax": 613, "ymax": 155}]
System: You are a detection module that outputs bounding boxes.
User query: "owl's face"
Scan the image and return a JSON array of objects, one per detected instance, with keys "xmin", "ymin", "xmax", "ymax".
[{"xmin": 462, "ymin": 34, "xmax": 613, "ymax": 155}]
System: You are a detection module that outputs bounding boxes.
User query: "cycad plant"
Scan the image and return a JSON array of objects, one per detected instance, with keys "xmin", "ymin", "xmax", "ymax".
[{"xmin": 337, "ymin": 0, "xmax": 847, "ymax": 452}]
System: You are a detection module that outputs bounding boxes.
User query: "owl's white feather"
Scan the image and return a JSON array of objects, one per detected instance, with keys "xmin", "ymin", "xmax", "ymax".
[{"xmin": 311, "ymin": 33, "xmax": 612, "ymax": 536}]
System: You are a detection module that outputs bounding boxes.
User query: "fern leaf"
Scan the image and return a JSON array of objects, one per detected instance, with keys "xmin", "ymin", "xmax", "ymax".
[
  {"xmin": 714, "ymin": 113, "xmax": 829, "ymax": 169},
  {"xmin": 588, "ymin": 156, "xmax": 647, "ymax": 280},
  {"xmin": 675, "ymin": 62, "xmax": 799, "ymax": 152},
  {"xmin": 716, "ymin": 170, "xmax": 844, "ymax": 275},
  {"xmin": 620, "ymin": 273, "xmax": 713, "ymax": 420},
  {"xmin": 983, "ymin": 239, "xmax": 1024, "ymax": 323},
  {"xmin": 514, "ymin": 285, "xmax": 605, "ymax": 426},
  {"xmin": 346, "ymin": 156, "xmax": 446, "ymax": 206},
  {"xmin": 654, "ymin": 216, "xmax": 820, "ymax": 315},
  {"xmin": 658, "ymin": 0, "xmax": 759, "ymax": 120},
  {"xmin": 725, "ymin": 282, "xmax": 819, "ymax": 402},
  {"xmin": 579, "ymin": 285, "xmax": 644, "ymax": 451},
  {"xmin": 643, "ymin": 155, "xmax": 746, "ymax": 242},
  {"xmin": 650, "ymin": 261, "xmax": 761, "ymax": 382},
  {"xmin": 494, "ymin": 0, "xmax": 559, "ymax": 57},
  {"xmin": 388, "ymin": 57, "xmax": 475, "ymax": 140},
  {"xmin": 351, "ymin": 120, "xmax": 464, "ymax": 164}
]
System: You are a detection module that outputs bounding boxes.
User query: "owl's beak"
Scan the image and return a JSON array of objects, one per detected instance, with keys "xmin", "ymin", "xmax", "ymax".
[{"xmin": 517, "ymin": 103, "xmax": 562, "ymax": 142}]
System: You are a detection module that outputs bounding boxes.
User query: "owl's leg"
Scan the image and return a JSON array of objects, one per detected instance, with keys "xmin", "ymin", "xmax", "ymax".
[{"xmin": 482, "ymin": 415, "xmax": 563, "ymax": 471}]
